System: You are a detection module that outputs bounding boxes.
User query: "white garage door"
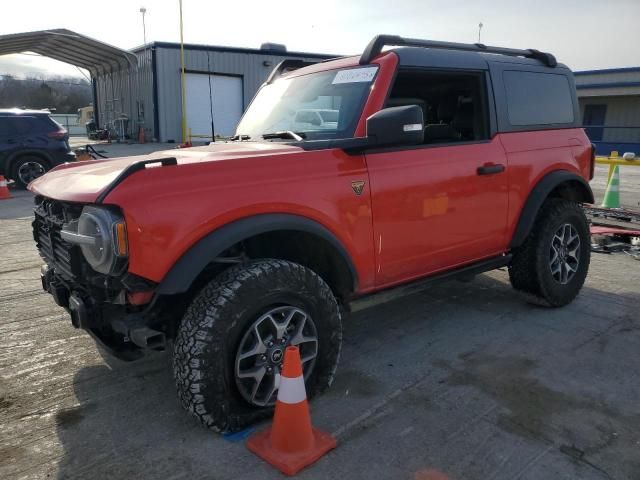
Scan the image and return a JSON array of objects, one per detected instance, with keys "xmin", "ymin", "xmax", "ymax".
[{"xmin": 185, "ymin": 73, "xmax": 243, "ymax": 139}]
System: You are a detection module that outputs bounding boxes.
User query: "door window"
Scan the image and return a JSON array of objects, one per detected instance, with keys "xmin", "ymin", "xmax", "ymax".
[{"xmin": 386, "ymin": 70, "xmax": 489, "ymax": 144}]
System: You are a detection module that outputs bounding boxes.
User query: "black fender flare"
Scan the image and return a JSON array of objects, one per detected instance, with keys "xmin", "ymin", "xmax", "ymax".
[
  {"xmin": 510, "ymin": 170, "xmax": 594, "ymax": 248},
  {"xmin": 156, "ymin": 213, "xmax": 358, "ymax": 295}
]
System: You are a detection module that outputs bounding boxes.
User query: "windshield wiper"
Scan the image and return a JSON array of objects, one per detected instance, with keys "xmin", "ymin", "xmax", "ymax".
[
  {"xmin": 229, "ymin": 134, "xmax": 251, "ymax": 141},
  {"xmin": 262, "ymin": 131, "xmax": 306, "ymax": 141}
]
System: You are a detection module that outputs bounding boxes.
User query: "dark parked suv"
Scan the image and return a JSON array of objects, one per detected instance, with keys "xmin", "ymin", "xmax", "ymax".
[{"xmin": 0, "ymin": 109, "xmax": 75, "ymax": 188}]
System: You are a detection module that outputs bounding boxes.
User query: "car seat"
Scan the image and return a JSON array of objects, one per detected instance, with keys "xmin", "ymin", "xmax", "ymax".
[{"xmin": 424, "ymin": 96, "xmax": 459, "ymax": 143}]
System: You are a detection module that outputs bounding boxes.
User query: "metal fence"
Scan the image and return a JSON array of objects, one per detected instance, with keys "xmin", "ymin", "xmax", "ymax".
[{"xmin": 50, "ymin": 114, "xmax": 85, "ymax": 136}]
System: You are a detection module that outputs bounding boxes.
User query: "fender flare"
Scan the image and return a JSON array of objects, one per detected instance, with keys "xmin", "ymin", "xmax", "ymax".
[
  {"xmin": 510, "ymin": 170, "xmax": 594, "ymax": 248},
  {"xmin": 156, "ymin": 213, "xmax": 358, "ymax": 295}
]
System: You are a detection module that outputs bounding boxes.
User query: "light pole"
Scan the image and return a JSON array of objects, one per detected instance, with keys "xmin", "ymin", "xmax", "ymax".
[
  {"xmin": 179, "ymin": 0, "xmax": 188, "ymax": 144},
  {"xmin": 139, "ymin": 7, "xmax": 147, "ymax": 45},
  {"xmin": 478, "ymin": 22, "xmax": 483, "ymax": 43}
]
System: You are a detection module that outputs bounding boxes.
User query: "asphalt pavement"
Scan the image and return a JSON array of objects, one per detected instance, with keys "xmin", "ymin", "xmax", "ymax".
[{"xmin": 1, "ymin": 215, "xmax": 639, "ymax": 480}]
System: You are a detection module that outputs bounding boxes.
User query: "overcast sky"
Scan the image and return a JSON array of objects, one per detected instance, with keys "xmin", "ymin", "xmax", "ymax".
[{"xmin": 1, "ymin": 0, "xmax": 639, "ymax": 78}]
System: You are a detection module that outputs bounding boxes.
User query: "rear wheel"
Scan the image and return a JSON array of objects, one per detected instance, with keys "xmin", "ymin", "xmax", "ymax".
[
  {"xmin": 12, "ymin": 156, "xmax": 49, "ymax": 188},
  {"xmin": 509, "ymin": 198, "xmax": 590, "ymax": 307},
  {"xmin": 173, "ymin": 259, "xmax": 342, "ymax": 432}
]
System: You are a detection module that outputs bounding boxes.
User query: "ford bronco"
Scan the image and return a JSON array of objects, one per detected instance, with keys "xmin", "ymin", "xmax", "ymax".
[{"xmin": 30, "ymin": 35, "xmax": 594, "ymax": 432}]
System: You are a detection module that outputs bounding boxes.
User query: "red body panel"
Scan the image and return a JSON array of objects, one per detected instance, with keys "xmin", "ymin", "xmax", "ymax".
[
  {"xmin": 101, "ymin": 147, "xmax": 377, "ymax": 290},
  {"xmin": 29, "ymin": 52, "xmax": 593, "ymax": 297},
  {"xmin": 499, "ymin": 128, "xmax": 592, "ymax": 244},
  {"xmin": 366, "ymin": 138, "xmax": 509, "ymax": 287}
]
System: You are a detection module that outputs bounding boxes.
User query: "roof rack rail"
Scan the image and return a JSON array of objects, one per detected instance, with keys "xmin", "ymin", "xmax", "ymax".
[
  {"xmin": 359, "ymin": 34, "xmax": 557, "ymax": 68},
  {"xmin": 266, "ymin": 59, "xmax": 318, "ymax": 84}
]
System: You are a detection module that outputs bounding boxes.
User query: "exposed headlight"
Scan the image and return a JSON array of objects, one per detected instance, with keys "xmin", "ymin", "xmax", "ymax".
[{"xmin": 61, "ymin": 206, "xmax": 128, "ymax": 275}]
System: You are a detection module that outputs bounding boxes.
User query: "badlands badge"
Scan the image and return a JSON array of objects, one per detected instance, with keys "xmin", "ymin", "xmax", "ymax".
[{"xmin": 351, "ymin": 180, "xmax": 365, "ymax": 196}]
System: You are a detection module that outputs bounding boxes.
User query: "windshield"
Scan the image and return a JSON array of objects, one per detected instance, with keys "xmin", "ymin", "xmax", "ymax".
[{"xmin": 235, "ymin": 66, "xmax": 378, "ymax": 141}]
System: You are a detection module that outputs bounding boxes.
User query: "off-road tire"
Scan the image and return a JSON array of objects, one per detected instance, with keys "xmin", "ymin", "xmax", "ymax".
[
  {"xmin": 11, "ymin": 155, "xmax": 49, "ymax": 189},
  {"xmin": 508, "ymin": 198, "xmax": 590, "ymax": 307},
  {"xmin": 173, "ymin": 259, "xmax": 342, "ymax": 432}
]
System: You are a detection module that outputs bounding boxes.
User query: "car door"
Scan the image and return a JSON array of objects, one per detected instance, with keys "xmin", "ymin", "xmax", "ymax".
[
  {"xmin": 0, "ymin": 117, "xmax": 23, "ymax": 165},
  {"xmin": 365, "ymin": 70, "xmax": 509, "ymax": 287}
]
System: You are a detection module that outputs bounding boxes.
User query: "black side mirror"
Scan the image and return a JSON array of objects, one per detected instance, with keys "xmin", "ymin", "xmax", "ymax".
[{"xmin": 366, "ymin": 105, "xmax": 424, "ymax": 146}]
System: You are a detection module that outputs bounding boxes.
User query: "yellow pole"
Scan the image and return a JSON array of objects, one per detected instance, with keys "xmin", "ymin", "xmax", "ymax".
[{"xmin": 179, "ymin": 0, "xmax": 188, "ymax": 144}]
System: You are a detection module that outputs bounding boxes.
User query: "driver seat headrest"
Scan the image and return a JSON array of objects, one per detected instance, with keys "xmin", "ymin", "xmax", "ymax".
[{"xmin": 437, "ymin": 96, "xmax": 458, "ymax": 123}]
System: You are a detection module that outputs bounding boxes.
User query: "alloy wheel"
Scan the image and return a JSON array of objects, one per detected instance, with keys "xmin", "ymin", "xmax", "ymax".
[
  {"xmin": 17, "ymin": 161, "xmax": 46, "ymax": 185},
  {"xmin": 234, "ymin": 305, "xmax": 318, "ymax": 407},
  {"xmin": 549, "ymin": 223, "xmax": 581, "ymax": 285}
]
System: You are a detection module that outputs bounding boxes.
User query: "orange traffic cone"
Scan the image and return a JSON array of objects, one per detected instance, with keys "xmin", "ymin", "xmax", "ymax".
[
  {"xmin": 138, "ymin": 126, "xmax": 146, "ymax": 144},
  {"xmin": 0, "ymin": 175, "xmax": 11, "ymax": 200},
  {"xmin": 247, "ymin": 346, "xmax": 336, "ymax": 476}
]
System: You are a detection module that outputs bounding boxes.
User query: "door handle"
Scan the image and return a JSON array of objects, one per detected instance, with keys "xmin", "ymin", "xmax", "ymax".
[{"xmin": 477, "ymin": 163, "xmax": 505, "ymax": 175}]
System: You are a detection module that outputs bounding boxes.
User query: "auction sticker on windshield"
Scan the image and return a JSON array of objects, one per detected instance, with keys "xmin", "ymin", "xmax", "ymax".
[{"xmin": 332, "ymin": 66, "xmax": 379, "ymax": 84}]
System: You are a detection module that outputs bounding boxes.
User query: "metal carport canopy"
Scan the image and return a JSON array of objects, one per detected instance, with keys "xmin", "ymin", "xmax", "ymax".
[{"xmin": 0, "ymin": 28, "xmax": 137, "ymax": 75}]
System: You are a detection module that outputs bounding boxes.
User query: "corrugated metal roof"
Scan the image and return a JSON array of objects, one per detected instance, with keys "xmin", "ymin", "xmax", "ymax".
[
  {"xmin": 132, "ymin": 41, "xmax": 337, "ymax": 59},
  {"xmin": 0, "ymin": 29, "xmax": 137, "ymax": 74}
]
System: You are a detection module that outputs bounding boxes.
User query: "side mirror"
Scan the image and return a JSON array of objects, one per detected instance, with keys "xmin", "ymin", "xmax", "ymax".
[{"xmin": 366, "ymin": 105, "xmax": 424, "ymax": 146}]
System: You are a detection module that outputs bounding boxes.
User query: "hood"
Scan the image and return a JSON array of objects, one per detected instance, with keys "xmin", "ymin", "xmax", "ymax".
[{"xmin": 28, "ymin": 142, "xmax": 303, "ymax": 203}]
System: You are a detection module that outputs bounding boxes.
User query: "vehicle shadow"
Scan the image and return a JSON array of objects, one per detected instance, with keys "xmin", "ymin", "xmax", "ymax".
[
  {"xmin": 53, "ymin": 350, "xmax": 225, "ymax": 479},
  {"xmin": 52, "ymin": 270, "xmax": 640, "ymax": 479}
]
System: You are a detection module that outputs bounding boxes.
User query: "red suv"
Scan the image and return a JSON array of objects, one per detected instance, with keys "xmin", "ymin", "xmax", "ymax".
[{"xmin": 30, "ymin": 35, "xmax": 594, "ymax": 432}]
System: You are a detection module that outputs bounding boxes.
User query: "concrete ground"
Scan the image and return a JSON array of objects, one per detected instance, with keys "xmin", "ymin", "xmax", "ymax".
[{"xmin": 1, "ymin": 212, "xmax": 640, "ymax": 479}]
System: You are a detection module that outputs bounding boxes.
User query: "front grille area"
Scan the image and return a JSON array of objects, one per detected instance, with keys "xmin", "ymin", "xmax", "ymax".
[{"xmin": 33, "ymin": 198, "xmax": 83, "ymax": 281}]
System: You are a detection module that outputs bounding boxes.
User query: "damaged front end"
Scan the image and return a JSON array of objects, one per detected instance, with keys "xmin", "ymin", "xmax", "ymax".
[{"xmin": 33, "ymin": 196, "xmax": 168, "ymax": 360}]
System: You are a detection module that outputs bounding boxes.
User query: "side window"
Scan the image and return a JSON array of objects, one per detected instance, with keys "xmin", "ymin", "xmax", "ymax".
[
  {"xmin": 10, "ymin": 117, "xmax": 37, "ymax": 136},
  {"xmin": 503, "ymin": 71, "xmax": 574, "ymax": 126},
  {"xmin": 386, "ymin": 70, "xmax": 489, "ymax": 144}
]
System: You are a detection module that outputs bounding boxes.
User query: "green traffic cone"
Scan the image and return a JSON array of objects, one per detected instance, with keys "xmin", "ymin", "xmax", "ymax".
[{"xmin": 601, "ymin": 165, "xmax": 620, "ymax": 208}]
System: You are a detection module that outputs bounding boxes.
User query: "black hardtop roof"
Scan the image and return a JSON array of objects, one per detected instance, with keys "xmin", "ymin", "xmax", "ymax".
[
  {"xmin": 266, "ymin": 35, "xmax": 569, "ymax": 84},
  {"xmin": 393, "ymin": 46, "xmax": 570, "ymax": 71},
  {"xmin": 362, "ymin": 34, "xmax": 567, "ymax": 71}
]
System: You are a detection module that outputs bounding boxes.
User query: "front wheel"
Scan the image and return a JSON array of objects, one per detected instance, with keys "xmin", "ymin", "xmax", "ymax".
[
  {"xmin": 509, "ymin": 198, "xmax": 590, "ymax": 307},
  {"xmin": 173, "ymin": 259, "xmax": 342, "ymax": 432},
  {"xmin": 12, "ymin": 156, "xmax": 49, "ymax": 189}
]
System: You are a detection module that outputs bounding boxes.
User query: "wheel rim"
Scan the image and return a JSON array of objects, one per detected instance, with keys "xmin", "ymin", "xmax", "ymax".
[
  {"xmin": 549, "ymin": 223, "xmax": 581, "ymax": 285},
  {"xmin": 234, "ymin": 305, "xmax": 318, "ymax": 407},
  {"xmin": 17, "ymin": 161, "xmax": 45, "ymax": 184}
]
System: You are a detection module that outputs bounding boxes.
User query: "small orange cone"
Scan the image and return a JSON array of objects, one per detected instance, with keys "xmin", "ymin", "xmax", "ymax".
[
  {"xmin": 247, "ymin": 346, "xmax": 336, "ymax": 476},
  {"xmin": 138, "ymin": 126, "xmax": 146, "ymax": 144},
  {"xmin": 0, "ymin": 175, "xmax": 11, "ymax": 200}
]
